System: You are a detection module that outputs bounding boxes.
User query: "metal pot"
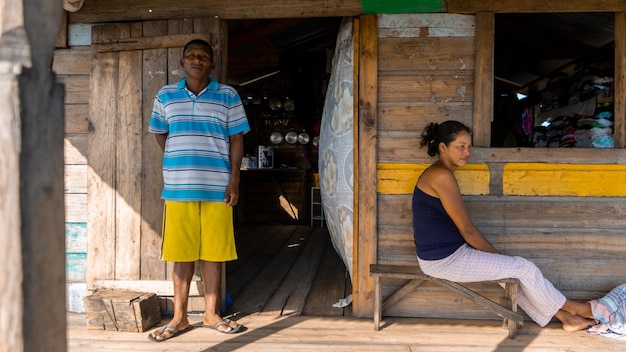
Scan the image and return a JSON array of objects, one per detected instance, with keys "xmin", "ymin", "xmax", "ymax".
[
  {"xmin": 269, "ymin": 97, "xmax": 282, "ymax": 111},
  {"xmin": 284, "ymin": 97, "xmax": 295, "ymax": 111},
  {"xmin": 269, "ymin": 130, "xmax": 284, "ymax": 145},
  {"xmin": 285, "ymin": 130, "xmax": 298, "ymax": 145},
  {"xmin": 298, "ymin": 131, "xmax": 310, "ymax": 145}
]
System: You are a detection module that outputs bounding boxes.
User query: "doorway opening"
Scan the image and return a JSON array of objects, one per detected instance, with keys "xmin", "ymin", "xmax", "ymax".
[{"xmin": 224, "ymin": 18, "xmax": 352, "ymax": 318}]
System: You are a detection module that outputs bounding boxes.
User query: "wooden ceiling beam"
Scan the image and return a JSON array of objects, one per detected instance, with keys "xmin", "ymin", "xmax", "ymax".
[
  {"xmin": 449, "ymin": 0, "xmax": 626, "ymax": 14},
  {"xmin": 229, "ymin": 19, "xmax": 306, "ymax": 48},
  {"xmin": 69, "ymin": 0, "xmax": 362, "ymax": 24}
]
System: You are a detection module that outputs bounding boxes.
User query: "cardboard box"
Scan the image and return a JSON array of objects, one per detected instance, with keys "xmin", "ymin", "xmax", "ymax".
[
  {"xmin": 257, "ymin": 146, "xmax": 274, "ymax": 168},
  {"xmin": 83, "ymin": 290, "xmax": 161, "ymax": 332}
]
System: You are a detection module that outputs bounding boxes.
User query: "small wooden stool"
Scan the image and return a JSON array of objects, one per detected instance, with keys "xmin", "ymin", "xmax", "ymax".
[{"xmin": 370, "ymin": 264, "xmax": 524, "ymax": 338}]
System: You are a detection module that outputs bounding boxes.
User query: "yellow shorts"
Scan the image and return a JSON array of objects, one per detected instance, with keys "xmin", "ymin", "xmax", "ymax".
[{"xmin": 161, "ymin": 201, "xmax": 237, "ymax": 262}]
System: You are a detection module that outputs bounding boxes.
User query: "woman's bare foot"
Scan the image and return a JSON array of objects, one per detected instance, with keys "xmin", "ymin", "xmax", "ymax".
[
  {"xmin": 561, "ymin": 300, "xmax": 594, "ymax": 320},
  {"xmin": 555, "ymin": 309, "xmax": 594, "ymax": 332}
]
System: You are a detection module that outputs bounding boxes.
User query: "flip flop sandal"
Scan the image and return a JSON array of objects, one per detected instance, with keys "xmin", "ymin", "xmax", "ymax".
[
  {"xmin": 147, "ymin": 325, "xmax": 193, "ymax": 342},
  {"xmin": 203, "ymin": 319, "xmax": 244, "ymax": 334}
]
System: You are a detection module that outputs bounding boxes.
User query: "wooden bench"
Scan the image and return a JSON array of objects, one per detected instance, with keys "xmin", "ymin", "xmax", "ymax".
[{"xmin": 370, "ymin": 264, "xmax": 524, "ymax": 338}]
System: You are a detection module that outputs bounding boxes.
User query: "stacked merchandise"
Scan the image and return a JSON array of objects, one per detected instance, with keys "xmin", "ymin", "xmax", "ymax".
[
  {"xmin": 574, "ymin": 101, "xmax": 614, "ymax": 148},
  {"xmin": 532, "ymin": 62, "xmax": 614, "ymax": 148}
]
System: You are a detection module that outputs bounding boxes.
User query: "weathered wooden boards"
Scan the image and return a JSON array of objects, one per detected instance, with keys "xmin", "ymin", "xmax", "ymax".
[
  {"xmin": 67, "ymin": 311, "xmax": 626, "ymax": 351},
  {"xmin": 372, "ymin": 13, "xmax": 626, "ymax": 322},
  {"xmin": 69, "ymin": 0, "xmax": 363, "ymax": 23},
  {"xmin": 355, "ymin": 14, "xmax": 378, "ymax": 318},
  {"xmin": 448, "ymin": 0, "xmax": 626, "ymax": 14},
  {"xmin": 0, "ymin": 69, "xmax": 25, "ymax": 352},
  {"xmin": 84, "ymin": 290, "xmax": 161, "ymax": 332},
  {"xmin": 370, "ymin": 264, "xmax": 522, "ymax": 338},
  {"xmin": 86, "ymin": 19, "xmax": 225, "ymax": 291},
  {"xmin": 16, "ymin": 0, "xmax": 67, "ymax": 350},
  {"xmin": 0, "ymin": 0, "xmax": 29, "ymax": 338},
  {"xmin": 377, "ymin": 14, "xmax": 476, "ymax": 166}
]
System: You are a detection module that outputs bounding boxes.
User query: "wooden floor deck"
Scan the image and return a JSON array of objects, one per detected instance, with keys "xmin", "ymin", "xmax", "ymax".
[
  {"xmin": 67, "ymin": 224, "xmax": 625, "ymax": 351},
  {"xmin": 67, "ymin": 312, "xmax": 625, "ymax": 351},
  {"xmin": 225, "ymin": 224, "xmax": 352, "ymax": 318}
]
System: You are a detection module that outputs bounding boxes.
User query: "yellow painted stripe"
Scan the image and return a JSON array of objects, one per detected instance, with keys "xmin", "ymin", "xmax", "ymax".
[
  {"xmin": 503, "ymin": 163, "xmax": 626, "ymax": 196},
  {"xmin": 377, "ymin": 163, "xmax": 490, "ymax": 195}
]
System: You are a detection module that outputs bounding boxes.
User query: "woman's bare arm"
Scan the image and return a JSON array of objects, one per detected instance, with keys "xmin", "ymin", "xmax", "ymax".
[{"xmin": 429, "ymin": 168, "xmax": 499, "ymax": 253}]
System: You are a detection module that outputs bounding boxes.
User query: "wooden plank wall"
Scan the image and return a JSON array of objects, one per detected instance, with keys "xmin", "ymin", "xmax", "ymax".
[
  {"xmin": 54, "ymin": 47, "xmax": 90, "ymax": 287},
  {"xmin": 86, "ymin": 19, "xmax": 215, "ymax": 289},
  {"xmin": 58, "ymin": 18, "xmax": 303, "ymax": 312},
  {"xmin": 374, "ymin": 14, "xmax": 626, "ymax": 321},
  {"xmin": 81, "ymin": 19, "xmax": 227, "ymax": 312}
]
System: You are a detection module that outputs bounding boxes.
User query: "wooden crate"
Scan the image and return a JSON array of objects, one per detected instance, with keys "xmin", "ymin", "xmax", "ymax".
[{"xmin": 83, "ymin": 289, "xmax": 161, "ymax": 332}]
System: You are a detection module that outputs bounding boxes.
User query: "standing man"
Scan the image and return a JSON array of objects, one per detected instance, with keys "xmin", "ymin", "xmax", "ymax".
[{"xmin": 148, "ymin": 39, "xmax": 250, "ymax": 342}]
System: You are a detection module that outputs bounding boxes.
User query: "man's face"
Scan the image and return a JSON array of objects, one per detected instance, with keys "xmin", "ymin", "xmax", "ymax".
[{"xmin": 181, "ymin": 44, "xmax": 214, "ymax": 80}]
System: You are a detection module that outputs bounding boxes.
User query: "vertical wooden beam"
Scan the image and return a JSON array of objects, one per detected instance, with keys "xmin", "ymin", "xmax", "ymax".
[
  {"xmin": 56, "ymin": 10, "xmax": 68, "ymax": 48},
  {"xmin": 614, "ymin": 12, "xmax": 626, "ymax": 148},
  {"xmin": 20, "ymin": 0, "xmax": 66, "ymax": 350},
  {"xmin": 473, "ymin": 12, "xmax": 494, "ymax": 147},
  {"xmin": 0, "ymin": 74, "xmax": 24, "ymax": 352},
  {"xmin": 115, "ymin": 22, "xmax": 144, "ymax": 280},
  {"xmin": 352, "ymin": 16, "xmax": 360, "ymax": 314},
  {"xmin": 87, "ymin": 24, "xmax": 120, "ymax": 288},
  {"xmin": 194, "ymin": 16, "xmax": 227, "ymax": 81},
  {"xmin": 167, "ymin": 19, "xmax": 194, "ymax": 84},
  {"xmin": 141, "ymin": 20, "xmax": 169, "ymax": 280},
  {"xmin": 0, "ymin": 3, "xmax": 28, "ymax": 350},
  {"xmin": 352, "ymin": 18, "xmax": 361, "ymax": 316},
  {"xmin": 355, "ymin": 14, "xmax": 378, "ymax": 318}
]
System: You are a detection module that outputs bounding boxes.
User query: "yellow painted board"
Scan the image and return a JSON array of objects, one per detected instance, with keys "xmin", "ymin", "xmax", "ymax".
[
  {"xmin": 503, "ymin": 163, "xmax": 626, "ymax": 197},
  {"xmin": 377, "ymin": 163, "xmax": 490, "ymax": 195}
]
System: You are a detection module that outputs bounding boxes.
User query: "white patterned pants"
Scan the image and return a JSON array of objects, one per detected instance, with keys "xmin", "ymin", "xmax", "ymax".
[{"xmin": 417, "ymin": 244, "xmax": 566, "ymax": 327}]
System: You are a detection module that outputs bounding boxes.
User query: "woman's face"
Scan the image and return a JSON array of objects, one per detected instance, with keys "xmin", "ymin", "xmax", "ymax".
[{"xmin": 440, "ymin": 130, "xmax": 471, "ymax": 167}]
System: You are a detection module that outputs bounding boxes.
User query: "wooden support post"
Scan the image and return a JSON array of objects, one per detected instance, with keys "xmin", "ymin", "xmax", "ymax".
[
  {"xmin": 356, "ymin": 13, "xmax": 378, "ymax": 319},
  {"xmin": 373, "ymin": 276, "xmax": 381, "ymax": 331},
  {"xmin": 0, "ymin": 72, "xmax": 24, "ymax": 352},
  {"xmin": 18, "ymin": 0, "xmax": 67, "ymax": 351},
  {"xmin": 473, "ymin": 12, "xmax": 494, "ymax": 147}
]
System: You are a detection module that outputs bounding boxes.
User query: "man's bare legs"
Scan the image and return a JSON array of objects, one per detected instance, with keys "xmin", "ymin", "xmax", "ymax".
[
  {"xmin": 149, "ymin": 261, "xmax": 194, "ymax": 340},
  {"xmin": 201, "ymin": 260, "xmax": 239, "ymax": 332},
  {"xmin": 555, "ymin": 299, "xmax": 595, "ymax": 331}
]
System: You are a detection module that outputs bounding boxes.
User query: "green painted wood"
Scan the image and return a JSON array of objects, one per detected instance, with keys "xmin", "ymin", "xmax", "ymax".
[
  {"xmin": 66, "ymin": 222, "xmax": 87, "ymax": 253},
  {"xmin": 66, "ymin": 253, "xmax": 87, "ymax": 282},
  {"xmin": 362, "ymin": 0, "xmax": 445, "ymax": 14},
  {"xmin": 66, "ymin": 222, "xmax": 87, "ymax": 282}
]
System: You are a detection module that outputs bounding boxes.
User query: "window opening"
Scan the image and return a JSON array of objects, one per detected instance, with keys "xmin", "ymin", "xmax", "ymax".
[{"xmin": 492, "ymin": 13, "xmax": 615, "ymax": 148}]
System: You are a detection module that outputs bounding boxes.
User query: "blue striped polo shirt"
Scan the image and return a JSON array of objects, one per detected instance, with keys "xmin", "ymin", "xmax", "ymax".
[{"xmin": 149, "ymin": 77, "xmax": 250, "ymax": 202}]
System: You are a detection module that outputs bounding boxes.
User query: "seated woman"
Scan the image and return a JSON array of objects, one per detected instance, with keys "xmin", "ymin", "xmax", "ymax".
[{"xmin": 413, "ymin": 120, "xmax": 594, "ymax": 331}]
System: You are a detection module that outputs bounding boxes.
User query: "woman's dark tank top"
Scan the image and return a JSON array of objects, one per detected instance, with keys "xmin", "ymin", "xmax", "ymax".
[{"xmin": 412, "ymin": 186, "xmax": 465, "ymax": 260}]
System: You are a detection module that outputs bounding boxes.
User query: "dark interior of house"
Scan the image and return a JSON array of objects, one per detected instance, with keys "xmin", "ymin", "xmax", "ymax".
[
  {"xmin": 227, "ymin": 18, "xmax": 342, "ymax": 225},
  {"xmin": 226, "ymin": 13, "xmax": 616, "ymax": 223},
  {"xmin": 492, "ymin": 13, "xmax": 615, "ymax": 148}
]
